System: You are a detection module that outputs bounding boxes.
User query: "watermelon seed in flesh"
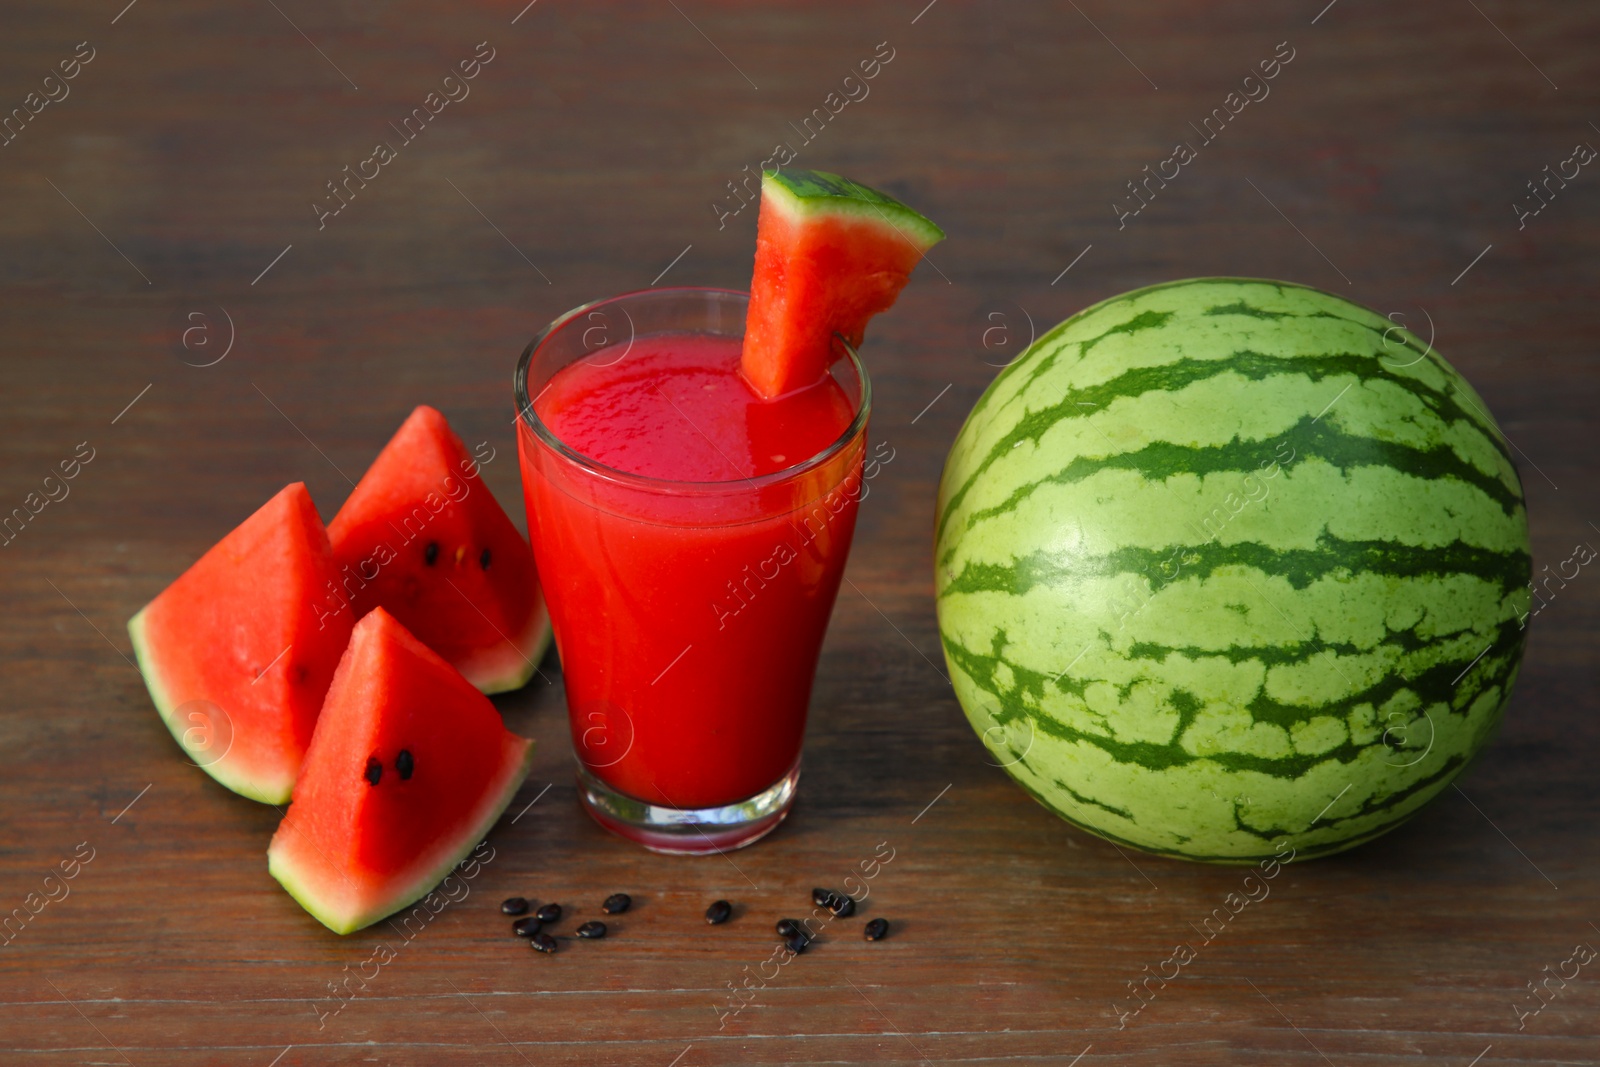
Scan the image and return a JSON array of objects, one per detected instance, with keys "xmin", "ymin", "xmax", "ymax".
[
  {"xmin": 267, "ymin": 607, "xmax": 534, "ymax": 934},
  {"xmin": 327, "ymin": 406, "xmax": 552, "ymax": 695}
]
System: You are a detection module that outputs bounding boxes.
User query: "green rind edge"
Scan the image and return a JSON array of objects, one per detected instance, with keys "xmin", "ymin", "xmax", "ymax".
[
  {"xmin": 464, "ymin": 599, "xmax": 553, "ymax": 696},
  {"xmin": 127, "ymin": 606, "xmax": 292, "ymax": 806},
  {"xmin": 266, "ymin": 736, "xmax": 534, "ymax": 935},
  {"xmin": 764, "ymin": 169, "xmax": 945, "ymax": 249}
]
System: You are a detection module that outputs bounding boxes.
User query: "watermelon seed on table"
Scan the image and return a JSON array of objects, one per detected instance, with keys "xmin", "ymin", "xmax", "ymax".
[
  {"xmin": 776, "ymin": 918, "xmax": 801, "ymax": 937},
  {"xmin": 530, "ymin": 932, "xmax": 557, "ymax": 954},
  {"xmin": 864, "ymin": 918, "xmax": 889, "ymax": 941},
  {"xmin": 535, "ymin": 902, "xmax": 562, "ymax": 924},
  {"xmin": 601, "ymin": 893, "xmax": 631, "ymax": 914},
  {"xmin": 512, "ymin": 917, "xmax": 541, "ymax": 938},
  {"xmin": 577, "ymin": 921, "xmax": 606, "ymax": 939},
  {"xmin": 500, "ymin": 897, "xmax": 529, "ymax": 916},
  {"xmin": 705, "ymin": 899, "xmax": 732, "ymax": 925}
]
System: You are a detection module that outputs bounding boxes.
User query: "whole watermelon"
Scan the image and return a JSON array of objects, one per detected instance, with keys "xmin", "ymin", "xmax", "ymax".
[{"xmin": 935, "ymin": 278, "xmax": 1531, "ymax": 863}]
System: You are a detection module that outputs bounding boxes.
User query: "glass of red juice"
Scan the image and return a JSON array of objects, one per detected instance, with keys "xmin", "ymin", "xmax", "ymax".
[{"xmin": 514, "ymin": 287, "xmax": 870, "ymax": 853}]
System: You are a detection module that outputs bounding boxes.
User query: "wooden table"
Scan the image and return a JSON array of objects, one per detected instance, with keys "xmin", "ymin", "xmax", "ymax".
[{"xmin": 2, "ymin": 1, "xmax": 1595, "ymax": 1063}]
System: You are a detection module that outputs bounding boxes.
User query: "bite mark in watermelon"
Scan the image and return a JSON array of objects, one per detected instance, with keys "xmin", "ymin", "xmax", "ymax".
[
  {"xmin": 267, "ymin": 607, "xmax": 534, "ymax": 934},
  {"xmin": 328, "ymin": 406, "xmax": 551, "ymax": 694},
  {"xmin": 128, "ymin": 483, "xmax": 352, "ymax": 805},
  {"xmin": 741, "ymin": 169, "xmax": 945, "ymax": 399}
]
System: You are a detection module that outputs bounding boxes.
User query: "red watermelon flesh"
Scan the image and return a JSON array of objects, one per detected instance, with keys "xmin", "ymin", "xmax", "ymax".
[
  {"xmin": 267, "ymin": 607, "xmax": 533, "ymax": 934},
  {"xmin": 741, "ymin": 169, "xmax": 945, "ymax": 399},
  {"xmin": 128, "ymin": 482, "xmax": 352, "ymax": 805},
  {"xmin": 328, "ymin": 406, "xmax": 550, "ymax": 694}
]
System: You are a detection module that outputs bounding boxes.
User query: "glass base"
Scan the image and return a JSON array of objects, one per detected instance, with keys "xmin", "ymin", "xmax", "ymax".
[{"xmin": 577, "ymin": 760, "xmax": 799, "ymax": 855}]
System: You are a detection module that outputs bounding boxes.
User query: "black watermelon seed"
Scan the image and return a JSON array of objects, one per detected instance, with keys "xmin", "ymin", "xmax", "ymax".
[
  {"xmin": 396, "ymin": 749, "xmax": 414, "ymax": 781},
  {"xmin": 530, "ymin": 932, "xmax": 557, "ymax": 953},
  {"xmin": 363, "ymin": 757, "xmax": 382, "ymax": 786},
  {"xmin": 500, "ymin": 897, "xmax": 529, "ymax": 916},
  {"xmin": 512, "ymin": 916, "xmax": 542, "ymax": 938},
  {"xmin": 784, "ymin": 930, "xmax": 810, "ymax": 954},
  {"xmin": 864, "ymin": 918, "xmax": 889, "ymax": 941},
  {"xmin": 705, "ymin": 899, "xmax": 732, "ymax": 925},
  {"xmin": 811, "ymin": 887, "xmax": 833, "ymax": 907},
  {"xmin": 424, "ymin": 541, "xmax": 439, "ymax": 565},
  {"xmin": 776, "ymin": 918, "xmax": 801, "ymax": 937},
  {"xmin": 480, "ymin": 547, "xmax": 492, "ymax": 569},
  {"xmin": 535, "ymin": 903, "xmax": 562, "ymax": 924},
  {"xmin": 577, "ymin": 921, "xmax": 607, "ymax": 939},
  {"xmin": 602, "ymin": 893, "xmax": 631, "ymax": 915},
  {"xmin": 828, "ymin": 894, "xmax": 856, "ymax": 918}
]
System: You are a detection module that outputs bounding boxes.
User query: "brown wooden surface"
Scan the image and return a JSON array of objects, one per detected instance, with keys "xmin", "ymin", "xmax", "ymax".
[{"xmin": 2, "ymin": 1, "xmax": 1597, "ymax": 1064}]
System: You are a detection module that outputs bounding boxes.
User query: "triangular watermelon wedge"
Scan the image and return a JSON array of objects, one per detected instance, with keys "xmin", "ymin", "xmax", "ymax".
[
  {"xmin": 741, "ymin": 169, "xmax": 945, "ymax": 399},
  {"xmin": 267, "ymin": 608, "xmax": 533, "ymax": 934},
  {"xmin": 328, "ymin": 406, "xmax": 551, "ymax": 694},
  {"xmin": 128, "ymin": 483, "xmax": 352, "ymax": 805}
]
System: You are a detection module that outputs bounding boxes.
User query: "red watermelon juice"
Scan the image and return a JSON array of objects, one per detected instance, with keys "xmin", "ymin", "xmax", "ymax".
[{"xmin": 515, "ymin": 288, "xmax": 869, "ymax": 853}]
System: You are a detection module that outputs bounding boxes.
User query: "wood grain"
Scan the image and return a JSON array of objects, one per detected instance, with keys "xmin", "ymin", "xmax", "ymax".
[{"xmin": 1, "ymin": 1, "xmax": 1596, "ymax": 1064}]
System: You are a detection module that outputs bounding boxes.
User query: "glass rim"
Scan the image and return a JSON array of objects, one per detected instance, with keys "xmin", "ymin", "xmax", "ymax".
[{"xmin": 513, "ymin": 286, "xmax": 872, "ymax": 492}]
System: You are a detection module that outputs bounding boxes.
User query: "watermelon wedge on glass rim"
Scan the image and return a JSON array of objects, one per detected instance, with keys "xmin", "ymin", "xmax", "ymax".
[
  {"xmin": 512, "ymin": 169, "xmax": 943, "ymax": 852},
  {"xmin": 268, "ymin": 607, "xmax": 533, "ymax": 934},
  {"xmin": 741, "ymin": 169, "xmax": 945, "ymax": 399},
  {"xmin": 328, "ymin": 405, "xmax": 551, "ymax": 695},
  {"xmin": 128, "ymin": 482, "xmax": 352, "ymax": 805}
]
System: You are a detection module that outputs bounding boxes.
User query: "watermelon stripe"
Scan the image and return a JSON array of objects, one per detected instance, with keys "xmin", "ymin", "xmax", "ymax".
[
  {"xmin": 940, "ymin": 350, "xmax": 1514, "ymax": 547},
  {"xmin": 1208, "ymin": 753, "xmax": 1468, "ymax": 845},
  {"xmin": 1049, "ymin": 777, "xmax": 1138, "ymax": 823},
  {"xmin": 953, "ymin": 416, "xmax": 1520, "ymax": 547},
  {"xmin": 942, "ymin": 534, "xmax": 1529, "ymax": 600},
  {"xmin": 1006, "ymin": 748, "xmax": 1464, "ymax": 864},
  {"xmin": 1203, "ymin": 301, "xmax": 1295, "ymax": 321},
  {"xmin": 1124, "ymin": 623, "xmax": 1474, "ymax": 668},
  {"xmin": 941, "ymin": 619, "xmax": 1517, "ymax": 769}
]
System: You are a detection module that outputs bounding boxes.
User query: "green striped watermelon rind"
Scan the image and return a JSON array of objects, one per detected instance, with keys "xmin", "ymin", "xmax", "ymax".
[
  {"xmin": 763, "ymin": 169, "xmax": 946, "ymax": 249},
  {"xmin": 935, "ymin": 277, "xmax": 1531, "ymax": 864}
]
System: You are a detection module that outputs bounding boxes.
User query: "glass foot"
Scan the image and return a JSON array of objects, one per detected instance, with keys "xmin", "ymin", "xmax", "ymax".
[{"xmin": 577, "ymin": 760, "xmax": 799, "ymax": 855}]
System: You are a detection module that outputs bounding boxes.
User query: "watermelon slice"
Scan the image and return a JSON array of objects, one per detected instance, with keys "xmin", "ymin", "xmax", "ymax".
[
  {"xmin": 741, "ymin": 169, "xmax": 945, "ymax": 399},
  {"xmin": 267, "ymin": 608, "xmax": 533, "ymax": 934},
  {"xmin": 328, "ymin": 406, "xmax": 551, "ymax": 694},
  {"xmin": 128, "ymin": 483, "xmax": 352, "ymax": 805}
]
